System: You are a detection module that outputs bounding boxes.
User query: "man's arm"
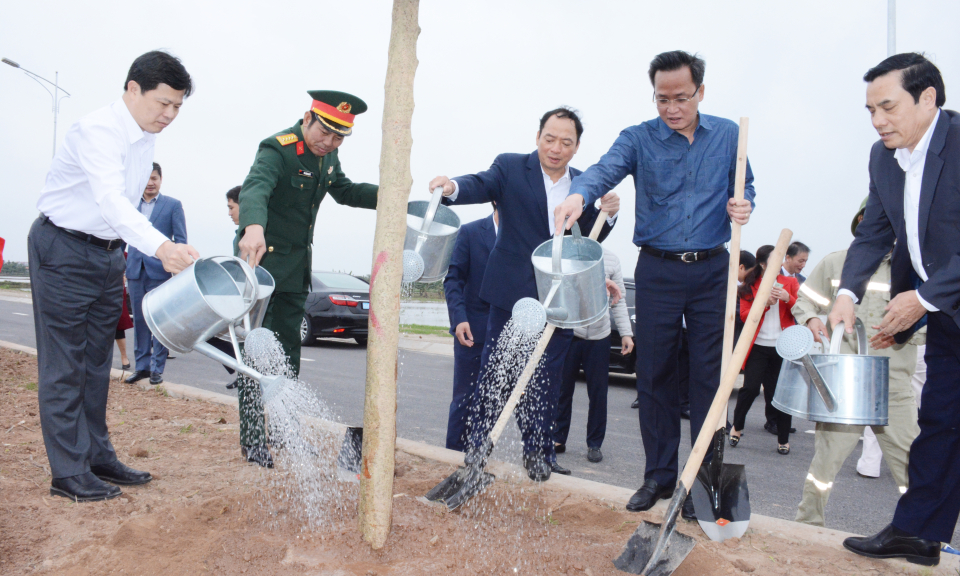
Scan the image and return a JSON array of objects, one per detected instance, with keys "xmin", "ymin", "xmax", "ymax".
[
  {"xmin": 326, "ymin": 157, "xmax": 378, "ymax": 209},
  {"xmin": 237, "ymin": 144, "xmax": 284, "ymax": 265},
  {"xmin": 432, "ymin": 155, "xmax": 509, "ymax": 206},
  {"xmin": 555, "ymin": 130, "xmax": 638, "ymax": 233},
  {"xmin": 443, "ymin": 230, "xmax": 472, "ymax": 346}
]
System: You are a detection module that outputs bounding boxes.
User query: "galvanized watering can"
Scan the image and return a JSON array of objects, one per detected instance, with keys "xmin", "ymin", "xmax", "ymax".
[
  {"xmin": 212, "ymin": 260, "xmax": 275, "ymax": 342},
  {"xmin": 529, "ymin": 222, "xmax": 608, "ymax": 329},
  {"xmin": 402, "ymin": 188, "xmax": 460, "ymax": 283},
  {"xmin": 772, "ymin": 319, "xmax": 890, "ymax": 425}
]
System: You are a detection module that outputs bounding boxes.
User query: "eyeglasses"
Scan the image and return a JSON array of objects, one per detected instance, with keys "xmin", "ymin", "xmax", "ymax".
[{"xmin": 653, "ymin": 86, "xmax": 701, "ymax": 108}]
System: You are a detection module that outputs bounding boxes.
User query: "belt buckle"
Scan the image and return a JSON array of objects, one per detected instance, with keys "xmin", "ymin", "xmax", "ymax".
[{"xmin": 680, "ymin": 251, "xmax": 698, "ymax": 263}]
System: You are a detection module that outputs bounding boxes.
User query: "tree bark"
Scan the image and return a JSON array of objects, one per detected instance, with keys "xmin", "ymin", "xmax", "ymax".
[{"xmin": 358, "ymin": 0, "xmax": 420, "ymax": 550}]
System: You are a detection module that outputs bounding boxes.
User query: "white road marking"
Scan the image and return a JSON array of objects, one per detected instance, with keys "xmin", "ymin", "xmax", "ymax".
[
  {"xmin": 301, "ymin": 358, "xmax": 315, "ymax": 362},
  {"xmin": 805, "ymin": 429, "xmax": 816, "ymax": 434},
  {"xmin": 12, "ymin": 313, "xmax": 28, "ymax": 316}
]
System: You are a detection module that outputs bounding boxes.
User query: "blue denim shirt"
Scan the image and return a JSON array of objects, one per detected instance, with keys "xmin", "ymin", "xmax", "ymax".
[{"xmin": 569, "ymin": 113, "xmax": 756, "ymax": 252}]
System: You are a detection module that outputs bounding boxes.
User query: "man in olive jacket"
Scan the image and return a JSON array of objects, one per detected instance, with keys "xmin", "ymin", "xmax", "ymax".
[{"xmin": 235, "ymin": 90, "xmax": 378, "ymax": 466}]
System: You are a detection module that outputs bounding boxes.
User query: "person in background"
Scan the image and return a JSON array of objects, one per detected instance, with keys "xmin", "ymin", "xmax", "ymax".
[
  {"xmin": 209, "ymin": 185, "xmax": 243, "ymax": 390},
  {"xmin": 123, "ymin": 162, "xmax": 187, "ymax": 386},
  {"xmin": 554, "ymin": 246, "xmax": 634, "ymax": 463},
  {"xmin": 114, "ymin": 266, "xmax": 133, "ymax": 371},
  {"xmin": 729, "ymin": 245, "xmax": 798, "ymax": 454},
  {"xmin": 794, "ymin": 199, "xmax": 921, "ymax": 526},
  {"xmin": 442, "ymin": 203, "xmax": 498, "ymax": 452},
  {"xmin": 28, "ymin": 50, "xmax": 197, "ymax": 502},
  {"xmin": 735, "ymin": 250, "xmax": 757, "ymax": 348},
  {"xmin": 553, "ymin": 50, "xmax": 755, "ymax": 519},
  {"xmin": 226, "ymin": 185, "xmax": 240, "ymax": 227}
]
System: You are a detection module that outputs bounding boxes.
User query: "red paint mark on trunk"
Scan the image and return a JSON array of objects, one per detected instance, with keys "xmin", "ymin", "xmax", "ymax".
[
  {"xmin": 368, "ymin": 250, "xmax": 389, "ymax": 338},
  {"xmin": 362, "ymin": 456, "xmax": 373, "ymax": 479}
]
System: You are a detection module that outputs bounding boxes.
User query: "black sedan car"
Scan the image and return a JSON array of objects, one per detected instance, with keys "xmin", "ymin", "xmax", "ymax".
[
  {"xmin": 301, "ymin": 271, "xmax": 370, "ymax": 346},
  {"xmin": 608, "ymin": 277, "xmax": 637, "ymax": 375}
]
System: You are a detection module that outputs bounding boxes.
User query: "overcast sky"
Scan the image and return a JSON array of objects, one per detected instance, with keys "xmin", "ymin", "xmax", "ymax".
[{"xmin": 2, "ymin": 1, "xmax": 958, "ymax": 277}]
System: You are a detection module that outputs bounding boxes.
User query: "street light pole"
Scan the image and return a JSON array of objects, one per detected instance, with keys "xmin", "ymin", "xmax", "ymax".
[{"xmin": 2, "ymin": 58, "xmax": 72, "ymax": 158}]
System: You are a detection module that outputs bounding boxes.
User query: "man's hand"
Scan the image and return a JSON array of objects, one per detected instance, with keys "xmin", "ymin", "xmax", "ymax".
[
  {"xmin": 428, "ymin": 176, "xmax": 456, "ymax": 196},
  {"xmin": 806, "ymin": 317, "xmax": 829, "ymax": 344},
  {"xmin": 875, "ymin": 290, "xmax": 927, "ymax": 339},
  {"xmin": 621, "ymin": 336, "xmax": 634, "ymax": 355},
  {"xmin": 606, "ymin": 278, "xmax": 622, "ymax": 305},
  {"xmin": 727, "ymin": 198, "xmax": 752, "ymax": 225},
  {"xmin": 599, "ymin": 192, "xmax": 620, "ymax": 217},
  {"xmin": 554, "ymin": 194, "xmax": 585, "ymax": 235},
  {"xmin": 869, "ymin": 331, "xmax": 897, "ymax": 350},
  {"xmin": 238, "ymin": 224, "xmax": 267, "ymax": 267},
  {"xmin": 455, "ymin": 322, "xmax": 474, "ymax": 347},
  {"xmin": 155, "ymin": 241, "xmax": 199, "ymax": 274},
  {"xmin": 828, "ymin": 294, "xmax": 857, "ymax": 334}
]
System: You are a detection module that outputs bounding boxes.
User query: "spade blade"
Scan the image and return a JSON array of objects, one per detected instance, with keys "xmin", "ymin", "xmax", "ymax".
[
  {"xmin": 613, "ymin": 520, "xmax": 696, "ymax": 576},
  {"xmin": 691, "ymin": 462, "xmax": 751, "ymax": 541}
]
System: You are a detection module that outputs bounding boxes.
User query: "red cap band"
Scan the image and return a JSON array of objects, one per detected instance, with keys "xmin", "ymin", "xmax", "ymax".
[{"xmin": 311, "ymin": 100, "xmax": 355, "ymax": 127}]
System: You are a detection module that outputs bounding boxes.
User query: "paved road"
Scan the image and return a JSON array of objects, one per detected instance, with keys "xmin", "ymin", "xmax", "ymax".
[{"xmin": 2, "ymin": 294, "xmax": 956, "ymax": 546}]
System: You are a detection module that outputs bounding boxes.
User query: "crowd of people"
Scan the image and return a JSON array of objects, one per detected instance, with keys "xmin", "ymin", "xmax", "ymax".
[{"xmin": 24, "ymin": 44, "xmax": 958, "ymax": 569}]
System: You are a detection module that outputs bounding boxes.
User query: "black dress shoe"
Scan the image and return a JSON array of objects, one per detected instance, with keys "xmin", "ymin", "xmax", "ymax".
[
  {"xmin": 843, "ymin": 524, "xmax": 940, "ymax": 566},
  {"xmin": 681, "ymin": 494, "xmax": 696, "ymax": 520},
  {"xmin": 91, "ymin": 460, "xmax": 153, "ymax": 485},
  {"xmin": 225, "ymin": 378, "xmax": 239, "ymax": 390},
  {"xmin": 631, "ymin": 398, "xmax": 640, "ymax": 409},
  {"xmin": 149, "ymin": 372, "xmax": 163, "ymax": 385},
  {"xmin": 626, "ymin": 479, "xmax": 674, "ymax": 512},
  {"xmin": 50, "ymin": 472, "xmax": 122, "ymax": 502},
  {"xmin": 587, "ymin": 447, "xmax": 603, "ymax": 463},
  {"xmin": 547, "ymin": 460, "xmax": 572, "ymax": 475},
  {"xmin": 764, "ymin": 421, "xmax": 779, "ymax": 435},
  {"xmin": 554, "ymin": 443, "xmax": 566, "ymax": 454},
  {"xmin": 522, "ymin": 453, "xmax": 551, "ymax": 482},
  {"xmin": 124, "ymin": 370, "xmax": 150, "ymax": 384},
  {"xmin": 242, "ymin": 444, "xmax": 274, "ymax": 468}
]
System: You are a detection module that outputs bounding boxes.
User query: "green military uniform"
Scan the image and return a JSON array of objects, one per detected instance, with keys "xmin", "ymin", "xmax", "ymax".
[
  {"xmin": 234, "ymin": 91, "xmax": 378, "ymax": 448},
  {"xmin": 792, "ymin": 249, "xmax": 922, "ymax": 526}
]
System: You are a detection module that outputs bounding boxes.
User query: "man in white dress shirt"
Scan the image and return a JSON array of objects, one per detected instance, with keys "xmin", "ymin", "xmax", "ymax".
[{"xmin": 28, "ymin": 50, "xmax": 198, "ymax": 502}]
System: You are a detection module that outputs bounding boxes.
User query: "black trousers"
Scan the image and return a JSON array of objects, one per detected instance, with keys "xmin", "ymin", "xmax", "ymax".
[
  {"xmin": 554, "ymin": 336, "xmax": 610, "ymax": 449},
  {"xmin": 634, "ymin": 249, "xmax": 726, "ymax": 486},
  {"xmin": 733, "ymin": 344, "xmax": 791, "ymax": 445},
  {"xmin": 28, "ymin": 217, "xmax": 125, "ymax": 478},
  {"xmin": 893, "ymin": 312, "xmax": 960, "ymax": 542},
  {"xmin": 446, "ymin": 337, "xmax": 484, "ymax": 451}
]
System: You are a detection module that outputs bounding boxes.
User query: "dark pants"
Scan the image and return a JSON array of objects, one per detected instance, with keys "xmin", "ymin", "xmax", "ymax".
[
  {"xmin": 28, "ymin": 217, "xmax": 125, "ymax": 478},
  {"xmin": 555, "ymin": 336, "xmax": 610, "ymax": 449},
  {"xmin": 262, "ymin": 290, "xmax": 308, "ymax": 375},
  {"xmin": 634, "ymin": 249, "xmax": 727, "ymax": 487},
  {"xmin": 446, "ymin": 338, "xmax": 484, "ymax": 451},
  {"xmin": 468, "ymin": 305, "xmax": 573, "ymax": 460},
  {"xmin": 677, "ymin": 328, "xmax": 690, "ymax": 413},
  {"xmin": 733, "ymin": 344, "xmax": 791, "ymax": 445},
  {"xmin": 893, "ymin": 312, "xmax": 960, "ymax": 542},
  {"xmin": 205, "ymin": 337, "xmax": 236, "ymax": 375},
  {"xmin": 128, "ymin": 272, "xmax": 169, "ymax": 374}
]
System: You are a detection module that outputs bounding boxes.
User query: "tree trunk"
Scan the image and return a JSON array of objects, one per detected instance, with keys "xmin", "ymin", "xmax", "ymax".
[{"xmin": 358, "ymin": 0, "xmax": 420, "ymax": 550}]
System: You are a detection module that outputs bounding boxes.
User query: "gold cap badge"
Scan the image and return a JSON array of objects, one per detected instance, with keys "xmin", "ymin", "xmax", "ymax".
[{"xmin": 337, "ymin": 102, "xmax": 352, "ymax": 113}]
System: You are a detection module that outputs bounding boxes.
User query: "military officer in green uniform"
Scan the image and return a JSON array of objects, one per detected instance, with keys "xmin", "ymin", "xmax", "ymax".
[{"xmin": 234, "ymin": 90, "xmax": 378, "ymax": 466}]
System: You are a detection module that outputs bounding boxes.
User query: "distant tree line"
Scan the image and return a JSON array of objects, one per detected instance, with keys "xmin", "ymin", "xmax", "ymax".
[
  {"xmin": 351, "ymin": 272, "xmax": 444, "ymax": 301},
  {"xmin": 1, "ymin": 261, "xmax": 28, "ymax": 276}
]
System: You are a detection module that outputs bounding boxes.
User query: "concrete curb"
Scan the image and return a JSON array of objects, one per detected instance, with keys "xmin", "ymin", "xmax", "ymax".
[{"xmin": 2, "ymin": 339, "xmax": 955, "ymax": 573}]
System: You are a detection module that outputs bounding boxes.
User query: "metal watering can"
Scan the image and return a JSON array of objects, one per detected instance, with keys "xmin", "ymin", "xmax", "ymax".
[
  {"xmin": 142, "ymin": 256, "xmax": 286, "ymax": 399},
  {"xmin": 772, "ymin": 319, "xmax": 890, "ymax": 425},
  {"xmin": 402, "ymin": 188, "xmax": 460, "ymax": 283}
]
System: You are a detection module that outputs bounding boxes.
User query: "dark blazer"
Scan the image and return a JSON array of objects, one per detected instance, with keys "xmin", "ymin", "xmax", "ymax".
[
  {"xmin": 840, "ymin": 109, "xmax": 960, "ymax": 342},
  {"xmin": 446, "ymin": 151, "xmax": 613, "ymax": 312},
  {"xmin": 444, "ymin": 214, "xmax": 497, "ymax": 343},
  {"xmin": 126, "ymin": 194, "xmax": 187, "ymax": 281}
]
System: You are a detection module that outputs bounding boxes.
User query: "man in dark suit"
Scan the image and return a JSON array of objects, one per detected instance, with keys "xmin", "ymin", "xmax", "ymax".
[
  {"xmin": 124, "ymin": 162, "xmax": 187, "ymax": 386},
  {"xmin": 443, "ymin": 205, "xmax": 498, "ymax": 452},
  {"xmin": 831, "ymin": 53, "xmax": 960, "ymax": 567},
  {"xmin": 429, "ymin": 107, "xmax": 620, "ymax": 481}
]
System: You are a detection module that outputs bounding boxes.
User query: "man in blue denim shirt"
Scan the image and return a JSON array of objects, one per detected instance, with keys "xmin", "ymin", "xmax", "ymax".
[{"xmin": 555, "ymin": 50, "xmax": 756, "ymax": 519}]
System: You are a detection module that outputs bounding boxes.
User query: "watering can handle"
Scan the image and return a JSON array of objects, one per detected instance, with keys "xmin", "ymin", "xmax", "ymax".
[
  {"xmin": 829, "ymin": 319, "xmax": 868, "ymax": 355},
  {"xmin": 552, "ymin": 217, "xmax": 567, "ymax": 274},
  {"xmin": 420, "ymin": 187, "xmax": 444, "ymax": 234}
]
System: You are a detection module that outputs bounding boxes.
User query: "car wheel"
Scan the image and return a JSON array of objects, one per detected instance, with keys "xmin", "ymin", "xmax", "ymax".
[
  {"xmin": 354, "ymin": 337, "xmax": 368, "ymax": 347},
  {"xmin": 300, "ymin": 315, "xmax": 314, "ymax": 346}
]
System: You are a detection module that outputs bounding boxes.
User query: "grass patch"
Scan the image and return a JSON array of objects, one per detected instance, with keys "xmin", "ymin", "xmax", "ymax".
[
  {"xmin": 179, "ymin": 424, "xmax": 193, "ymax": 434},
  {"xmin": 0, "ymin": 282, "xmax": 31, "ymax": 291},
  {"xmin": 21, "ymin": 382, "xmax": 38, "ymax": 392},
  {"xmin": 399, "ymin": 324, "xmax": 451, "ymax": 338}
]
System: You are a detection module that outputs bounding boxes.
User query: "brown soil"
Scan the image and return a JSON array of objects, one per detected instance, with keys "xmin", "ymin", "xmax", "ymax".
[{"xmin": 0, "ymin": 348, "xmax": 926, "ymax": 575}]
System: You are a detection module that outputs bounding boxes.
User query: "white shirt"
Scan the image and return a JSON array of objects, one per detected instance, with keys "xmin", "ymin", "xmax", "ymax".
[
  {"xmin": 838, "ymin": 110, "xmax": 940, "ymax": 312},
  {"xmin": 139, "ymin": 194, "xmax": 159, "ymax": 220},
  {"xmin": 36, "ymin": 99, "xmax": 169, "ymax": 256},
  {"xmin": 755, "ymin": 301, "xmax": 782, "ymax": 346},
  {"xmin": 781, "ymin": 267, "xmax": 795, "ymax": 278}
]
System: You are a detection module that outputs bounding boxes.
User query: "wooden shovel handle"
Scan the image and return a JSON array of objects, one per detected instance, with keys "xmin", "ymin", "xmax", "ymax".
[
  {"xmin": 678, "ymin": 229, "xmax": 792, "ymax": 491},
  {"xmin": 721, "ymin": 118, "xmax": 749, "ymax": 379},
  {"xmin": 489, "ymin": 324, "xmax": 557, "ymax": 443},
  {"xmin": 588, "ymin": 210, "xmax": 609, "ymax": 241}
]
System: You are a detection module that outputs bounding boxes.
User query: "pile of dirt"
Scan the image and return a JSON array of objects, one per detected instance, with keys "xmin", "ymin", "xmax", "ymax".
[{"xmin": 0, "ymin": 348, "xmax": 933, "ymax": 575}]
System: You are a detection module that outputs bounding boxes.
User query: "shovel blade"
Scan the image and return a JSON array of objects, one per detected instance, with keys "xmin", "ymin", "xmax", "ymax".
[
  {"xmin": 613, "ymin": 521, "xmax": 696, "ymax": 576},
  {"xmin": 692, "ymin": 463, "xmax": 751, "ymax": 541},
  {"xmin": 424, "ymin": 464, "xmax": 495, "ymax": 510},
  {"xmin": 336, "ymin": 426, "xmax": 363, "ymax": 483}
]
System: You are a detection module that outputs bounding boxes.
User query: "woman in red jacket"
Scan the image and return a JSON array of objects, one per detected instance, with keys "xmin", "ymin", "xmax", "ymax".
[{"xmin": 729, "ymin": 245, "xmax": 799, "ymax": 454}]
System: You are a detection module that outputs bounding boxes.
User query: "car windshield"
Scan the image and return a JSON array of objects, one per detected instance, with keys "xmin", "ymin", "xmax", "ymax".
[{"xmin": 313, "ymin": 272, "xmax": 369, "ymax": 290}]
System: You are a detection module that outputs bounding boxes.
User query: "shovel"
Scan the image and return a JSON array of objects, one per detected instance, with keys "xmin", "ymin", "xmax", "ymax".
[
  {"xmin": 426, "ymin": 211, "xmax": 609, "ymax": 510},
  {"xmin": 614, "ymin": 228, "xmax": 793, "ymax": 576}
]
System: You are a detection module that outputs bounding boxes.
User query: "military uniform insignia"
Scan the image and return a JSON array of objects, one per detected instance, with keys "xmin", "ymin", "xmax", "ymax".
[
  {"xmin": 275, "ymin": 133, "xmax": 298, "ymax": 146},
  {"xmin": 298, "ymin": 170, "xmax": 314, "ymax": 177},
  {"xmin": 327, "ymin": 166, "xmax": 334, "ymax": 175},
  {"xmin": 296, "ymin": 141, "xmax": 305, "ymax": 156},
  {"xmin": 337, "ymin": 102, "xmax": 352, "ymax": 113}
]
